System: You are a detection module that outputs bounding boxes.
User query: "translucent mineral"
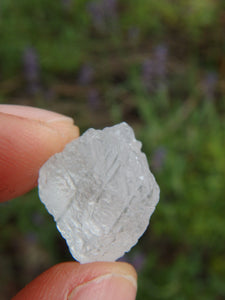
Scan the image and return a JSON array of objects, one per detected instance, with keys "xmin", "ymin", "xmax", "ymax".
[{"xmin": 38, "ymin": 122, "xmax": 160, "ymax": 263}]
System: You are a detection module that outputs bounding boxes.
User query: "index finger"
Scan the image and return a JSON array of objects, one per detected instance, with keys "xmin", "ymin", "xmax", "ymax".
[{"xmin": 0, "ymin": 105, "xmax": 79, "ymax": 202}]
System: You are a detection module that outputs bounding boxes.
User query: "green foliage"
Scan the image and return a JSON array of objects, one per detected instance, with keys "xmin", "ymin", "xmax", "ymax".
[
  {"xmin": 0, "ymin": 0, "xmax": 90, "ymax": 76},
  {"xmin": 122, "ymin": 75, "xmax": 225, "ymax": 299},
  {"xmin": 0, "ymin": 0, "xmax": 223, "ymax": 77},
  {"xmin": 0, "ymin": 0, "xmax": 225, "ymax": 299},
  {"xmin": 0, "ymin": 189, "xmax": 59, "ymax": 259}
]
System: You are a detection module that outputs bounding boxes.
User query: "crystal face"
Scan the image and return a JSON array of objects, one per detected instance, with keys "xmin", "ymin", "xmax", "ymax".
[{"xmin": 38, "ymin": 122, "xmax": 160, "ymax": 263}]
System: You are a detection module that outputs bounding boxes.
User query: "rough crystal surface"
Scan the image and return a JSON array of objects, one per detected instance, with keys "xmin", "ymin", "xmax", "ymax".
[{"xmin": 38, "ymin": 122, "xmax": 160, "ymax": 263}]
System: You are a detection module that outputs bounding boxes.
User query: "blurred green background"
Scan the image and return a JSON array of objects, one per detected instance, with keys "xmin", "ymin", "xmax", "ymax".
[{"xmin": 0, "ymin": 0, "xmax": 225, "ymax": 299}]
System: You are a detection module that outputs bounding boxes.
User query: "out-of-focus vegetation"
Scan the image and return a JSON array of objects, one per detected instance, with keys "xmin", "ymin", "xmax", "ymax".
[{"xmin": 0, "ymin": 0, "xmax": 225, "ymax": 299}]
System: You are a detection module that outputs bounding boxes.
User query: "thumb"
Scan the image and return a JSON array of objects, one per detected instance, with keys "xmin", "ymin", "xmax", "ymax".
[
  {"xmin": 0, "ymin": 105, "xmax": 79, "ymax": 202},
  {"xmin": 12, "ymin": 262, "xmax": 137, "ymax": 300}
]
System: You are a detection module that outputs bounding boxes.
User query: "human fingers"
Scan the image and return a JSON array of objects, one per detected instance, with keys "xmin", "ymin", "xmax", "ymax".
[
  {"xmin": 13, "ymin": 261, "xmax": 137, "ymax": 300},
  {"xmin": 0, "ymin": 105, "xmax": 79, "ymax": 202}
]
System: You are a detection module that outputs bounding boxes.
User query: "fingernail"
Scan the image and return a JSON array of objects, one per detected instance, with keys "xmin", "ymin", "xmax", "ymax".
[
  {"xmin": 0, "ymin": 104, "xmax": 73, "ymax": 124},
  {"xmin": 68, "ymin": 273, "xmax": 137, "ymax": 300}
]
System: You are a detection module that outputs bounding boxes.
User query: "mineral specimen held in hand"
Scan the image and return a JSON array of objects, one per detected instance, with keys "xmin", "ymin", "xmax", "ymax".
[{"xmin": 38, "ymin": 122, "xmax": 160, "ymax": 263}]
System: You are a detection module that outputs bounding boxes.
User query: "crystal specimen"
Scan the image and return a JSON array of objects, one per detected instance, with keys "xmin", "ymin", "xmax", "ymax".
[{"xmin": 38, "ymin": 122, "xmax": 160, "ymax": 263}]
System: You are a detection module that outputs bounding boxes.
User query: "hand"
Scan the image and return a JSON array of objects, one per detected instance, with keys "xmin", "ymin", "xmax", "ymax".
[{"xmin": 0, "ymin": 105, "xmax": 137, "ymax": 300}]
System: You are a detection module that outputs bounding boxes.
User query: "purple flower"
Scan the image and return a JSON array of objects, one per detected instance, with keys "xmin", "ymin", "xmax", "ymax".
[
  {"xmin": 23, "ymin": 47, "xmax": 40, "ymax": 94},
  {"xmin": 154, "ymin": 44, "xmax": 168, "ymax": 82},
  {"xmin": 141, "ymin": 44, "xmax": 168, "ymax": 92},
  {"xmin": 142, "ymin": 59, "xmax": 155, "ymax": 91},
  {"xmin": 87, "ymin": 0, "xmax": 118, "ymax": 31},
  {"xmin": 201, "ymin": 71, "xmax": 218, "ymax": 100},
  {"xmin": 117, "ymin": 253, "xmax": 130, "ymax": 263},
  {"xmin": 102, "ymin": 0, "xmax": 117, "ymax": 16},
  {"xmin": 117, "ymin": 252, "xmax": 146, "ymax": 272},
  {"xmin": 77, "ymin": 64, "xmax": 94, "ymax": 85},
  {"xmin": 87, "ymin": 88, "xmax": 100, "ymax": 110},
  {"xmin": 151, "ymin": 146, "xmax": 167, "ymax": 173},
  {"xmin": 87, "ymin": 2, "xmax": 105, "ymax": 30},
  {"xmin": 131, "ymin": 252, "xmax": 146, "ymax": 272}
]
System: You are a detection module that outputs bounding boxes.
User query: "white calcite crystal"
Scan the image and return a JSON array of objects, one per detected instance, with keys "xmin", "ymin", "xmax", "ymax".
[{"xmin": 38, "ymin": 122, "xmax": 160, "ymax": 263}]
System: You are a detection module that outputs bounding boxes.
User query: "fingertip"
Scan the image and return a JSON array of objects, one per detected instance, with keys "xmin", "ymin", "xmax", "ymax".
[
  {"xmin": 13, "ymin": 262, "xmax": 137, "ymax": 300},
  {"xmin": 0, "ymin": 105, "xmax": 74, "ymax": 124},
  {"xmin": 48, "ymin": 119, "xmax": 80, "ymax": 146},
  {"xmin": 0, "ymin": 106, "xmax": 79, "ymax": 202}
]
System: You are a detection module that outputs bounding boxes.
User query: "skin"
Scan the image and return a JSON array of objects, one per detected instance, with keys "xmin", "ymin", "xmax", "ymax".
[{"xmin": 0, "ymin": 105, "xmax": 137, "ymax": 300}]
